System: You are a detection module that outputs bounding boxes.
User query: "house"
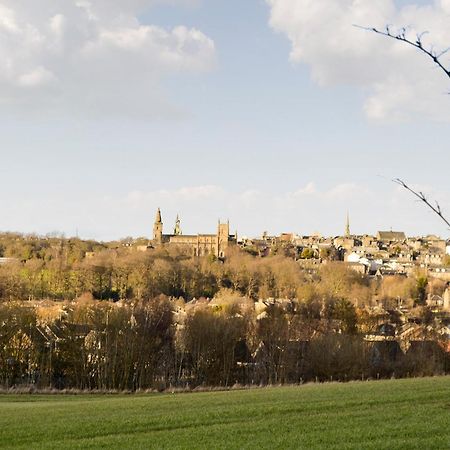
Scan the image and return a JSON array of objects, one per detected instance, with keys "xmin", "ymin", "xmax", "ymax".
[
  {"xmin": 426, "ymin": 294, "xmax": 444, "ymax": 309},
  {"xmin": 365, "ymin": 322, "xmax": 397, "ymax": 342},
  {"xmin": 362, "ymin": 235, "xmax": 377, "ymax": 248},
  {"xmin": 345, "ymin": 261, "xmax": 367, "ymax": 275},
  {"xmin": 419, "ymin": 248, "xmax": 444, "ymax": 266},
  {"xmin": 345, "ymin": 252, "xmax": 380, "ymax": 274},
  {"xmin": 375, "ymin": 266, "xmax": 401, "ymax": 278},
  {"xmin": 334, "ymin": 237, "xmax": 355, "ymax": 251},
  {"xmin": 425, "ymin": 235, "xmax": 447, "ymax": 253},
  {"xmin": 345, "ymin": 252, "xmax": 361, "ymax": 263},
  {"xmin": 427, "ymin": 267, "xmax": 450, "ymax": 282}
]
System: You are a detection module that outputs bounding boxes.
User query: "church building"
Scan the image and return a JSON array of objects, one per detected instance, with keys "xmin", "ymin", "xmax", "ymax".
[{"xmin": 152, "ymin": 208, "xmax": 236, "ymax": 258}]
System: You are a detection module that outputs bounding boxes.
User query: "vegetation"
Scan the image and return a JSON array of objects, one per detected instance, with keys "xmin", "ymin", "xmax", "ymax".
[
  {"xmin": 0, "ymin": 233, "xmax": 448, "ymax": 390},
  {"xmin": 0, "ymin": 233, "xmax": 435, "ymax": 304},
  {"xmin": 0, "ymin": 377, "xmax": 449, "ymax": 449}
]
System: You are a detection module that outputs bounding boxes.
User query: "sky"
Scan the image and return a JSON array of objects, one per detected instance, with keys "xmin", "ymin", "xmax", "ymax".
[{"xmin": 0, "ymin": 0, "xmax": 449, "ymax": 240}]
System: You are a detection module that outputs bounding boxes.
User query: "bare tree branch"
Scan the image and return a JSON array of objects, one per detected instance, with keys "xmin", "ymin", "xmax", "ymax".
[
  {"xmin": 354, "ymin": 25, "xmax": 450, "ymax": 80},
  {"xmin": 354, "ymin": 26, "xmax": 450, "ymax": 230},
  {"xmin": 393, "ymin": 178, "xmax": 450, "ymax": 229}
]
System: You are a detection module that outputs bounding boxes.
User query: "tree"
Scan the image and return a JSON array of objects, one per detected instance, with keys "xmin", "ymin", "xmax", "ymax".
[
  {"xmin": 300, "ymin": 248, "xmax": 315, "ymax": 259},
  {"xmin": 180, "ymin": 305, "xmax": 246, "ymax": 386},
  {"xmin": 356, "ymin": 26, "xmax": 450, "ymax": 226},
  {"xmin": 357, "ymin": 25, "xmax": 450, "ymax": 81},
  {"xmin": 415, "ymin": 275, "xmax": 428, "ymax": 306},
  {"xmin": 393, "ymin": 179, "xmax": 450, "ymax": 229}
]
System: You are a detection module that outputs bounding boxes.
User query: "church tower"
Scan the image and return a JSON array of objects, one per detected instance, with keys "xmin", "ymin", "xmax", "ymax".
[
  {"xmin": 153, "ymin": 208, "xmax": 163, "ymax": 244},
  {"xmin": 173, "ymin": 214, "xmax": 182, "ymax": 235},
  {"xmin": 216, "ymin": 220, "xmax": 230, "ymax": 258}
]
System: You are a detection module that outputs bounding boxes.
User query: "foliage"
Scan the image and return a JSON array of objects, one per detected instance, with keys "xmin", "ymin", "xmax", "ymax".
[
  {"xmin": 415, "ymin": 276, "xmax": 429, "ymax": 306},
  {"xmin": 300, "ymin": 248, "xmax": 315, "ymax": 259},
  {"xmin": 0, "ymin": 233, "xmax": 447, "ymax": 390}
]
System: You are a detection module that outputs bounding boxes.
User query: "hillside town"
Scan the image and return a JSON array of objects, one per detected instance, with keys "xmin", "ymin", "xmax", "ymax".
[
  {"xmin": 239, "ymin": 227, "xmax": 450, "ymax": 280},
  {"xmin": 135, "ymin": 208, "xmax": 450, "ymax": 361},
  {"xmin": 145, "ymin": 207, "xmax": 450, "ymax": 279},
  {"xmin": 1, "ymin": 208, "xmax": 449, "ymax": 390}
]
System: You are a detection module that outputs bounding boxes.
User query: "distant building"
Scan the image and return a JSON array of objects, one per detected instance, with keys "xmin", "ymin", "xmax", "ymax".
[
  {"xmin": 152, "ymin": 208, "xmax": 236, "ymax": 258},
  {"xmin": 334, "ymin": 237, "xmax": 355, "ymax": 251},
  {"xmin": 377, "ymin": 231, "xmax": 406, "ymax": 243}
]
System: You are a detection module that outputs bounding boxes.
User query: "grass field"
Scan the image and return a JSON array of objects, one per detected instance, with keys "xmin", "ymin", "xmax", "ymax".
[{"xmin": 0, "ymin": 377, "xmax": 449, "ymax": 449}]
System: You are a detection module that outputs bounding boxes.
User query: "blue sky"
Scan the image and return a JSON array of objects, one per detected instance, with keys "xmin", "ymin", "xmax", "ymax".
[{"xmin": 0, "ymin": 0, "xmax": 448, "ymax": 240}]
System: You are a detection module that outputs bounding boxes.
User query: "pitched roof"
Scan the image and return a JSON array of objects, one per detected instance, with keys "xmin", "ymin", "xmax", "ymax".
[{"xmin": 377, "ymin": 231, "xmax": 406, "ymax": 242}]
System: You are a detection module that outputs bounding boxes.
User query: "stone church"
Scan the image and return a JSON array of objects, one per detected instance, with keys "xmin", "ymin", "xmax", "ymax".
[{"xmin": 152, "ymin": 208, "xmax": 236, "ymax": 258}]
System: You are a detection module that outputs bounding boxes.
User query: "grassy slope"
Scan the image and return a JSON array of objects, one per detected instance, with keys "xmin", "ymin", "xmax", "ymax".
[{"xmin": 0, "ymin": 378, "xmax": 449, "ymax": 449}]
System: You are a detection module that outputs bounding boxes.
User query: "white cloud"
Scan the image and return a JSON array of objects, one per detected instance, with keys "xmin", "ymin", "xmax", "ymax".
[
  {"xmin": 1, "ymin": 182, "xmax": 448, "ymax": 239},
  {"xmin": 292, "ymin": 182, "xmax": 316, "ymax": 196},
  {"xmin": 17, "ymin": 66, "xmax": 57, "ymax": 88},
  {"xmin": 126, "ymin": 185, "xmax": 226, "ymax": 207},
  {"xmin": 267, "ymin": 0, "xmax": 450, "ymax": 121},
  {"xmin": 0, "ymin": 0, "xmax": 215, "ymax": 117}
]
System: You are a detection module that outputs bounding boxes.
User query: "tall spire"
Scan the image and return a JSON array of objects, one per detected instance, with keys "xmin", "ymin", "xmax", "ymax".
[
  {"xmin": 173, "ymin": 214, "xmax": 182, "ymax": 235},
  {"xmin": 345, "ymin": 211, "xmax": 351, "ymax": 237}
]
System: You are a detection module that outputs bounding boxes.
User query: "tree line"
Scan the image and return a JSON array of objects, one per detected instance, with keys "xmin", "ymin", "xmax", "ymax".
[
  {"xmin": 0, "ymin": 233, "xmax": 437, "ymax": 305},
  {"xmin": 1, "ymin": 293, "xmax": 448, "ymax": 391},
  {"xmin": 0, "ymin": 234, "xmax": 448, "ymax": 390}
]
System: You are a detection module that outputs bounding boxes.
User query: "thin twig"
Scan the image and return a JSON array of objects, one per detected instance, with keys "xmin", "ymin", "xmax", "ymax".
[
  {"xmin": 393, "ymin": 178, "xmax": 450, "ymax": 229},
  {"xmin": 354, "ymin": 25, "xmax": 450, "ymax": 80}
]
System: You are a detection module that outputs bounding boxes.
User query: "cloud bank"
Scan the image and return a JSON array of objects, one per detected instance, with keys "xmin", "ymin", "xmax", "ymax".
[
  {"xmin": 1, "ymin": 182, "xmax": 448, "ymax": 240},
  {"xmin": 267, "ymin": 0, "xmax": 450, "ymax": 121},
  {"xmin": 0, "ymin": 0, "xmax": 215, "ymax": 117}
]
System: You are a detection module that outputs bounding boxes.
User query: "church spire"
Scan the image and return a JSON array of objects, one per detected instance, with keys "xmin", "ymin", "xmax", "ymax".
[
  {"xmin": 155, "ymin": 207, "xmax": 162, "ymax": 223},
  {"xmin": 345, "ymin": 211, "xmax": 351, "ymax": 237}
]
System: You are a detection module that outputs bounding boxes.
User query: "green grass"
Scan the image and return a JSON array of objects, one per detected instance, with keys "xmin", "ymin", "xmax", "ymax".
[{"xmin": 0, "ymin": 378, "xmax": 449, "ymax": 449}]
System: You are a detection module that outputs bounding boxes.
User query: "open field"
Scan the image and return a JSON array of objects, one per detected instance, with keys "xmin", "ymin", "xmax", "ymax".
[{"xmin": 0, "ymin": 378, "xmax": 449, "ymax": 449}]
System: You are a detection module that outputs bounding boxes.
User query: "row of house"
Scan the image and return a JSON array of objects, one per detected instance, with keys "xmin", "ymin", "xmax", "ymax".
[{"xmin": 238, "ymin": 229, "xmax": 450, "ymax": 281}]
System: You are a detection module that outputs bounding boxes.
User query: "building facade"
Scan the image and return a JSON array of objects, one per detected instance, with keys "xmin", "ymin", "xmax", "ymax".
[{"xmin": 152, "ymin": 208, "xmax": 236, "ymax": 258}]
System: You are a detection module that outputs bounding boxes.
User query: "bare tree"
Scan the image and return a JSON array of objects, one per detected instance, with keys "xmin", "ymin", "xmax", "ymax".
[
  {"xmin": 355, "ymin": 25, "xmax": 450, "ymax": 81},
  {"xmin": 393, "ymin": 178, "xmax": 450, "ymax": 229},
  {"xmin": 355, "ymin": 25, "xmax": 449, "ymax": 228}
]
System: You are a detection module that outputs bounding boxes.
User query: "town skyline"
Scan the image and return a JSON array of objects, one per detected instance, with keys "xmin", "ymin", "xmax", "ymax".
[{"xmin": 1, "ymin": 203, "xmax": 449, "ymax": 243}]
